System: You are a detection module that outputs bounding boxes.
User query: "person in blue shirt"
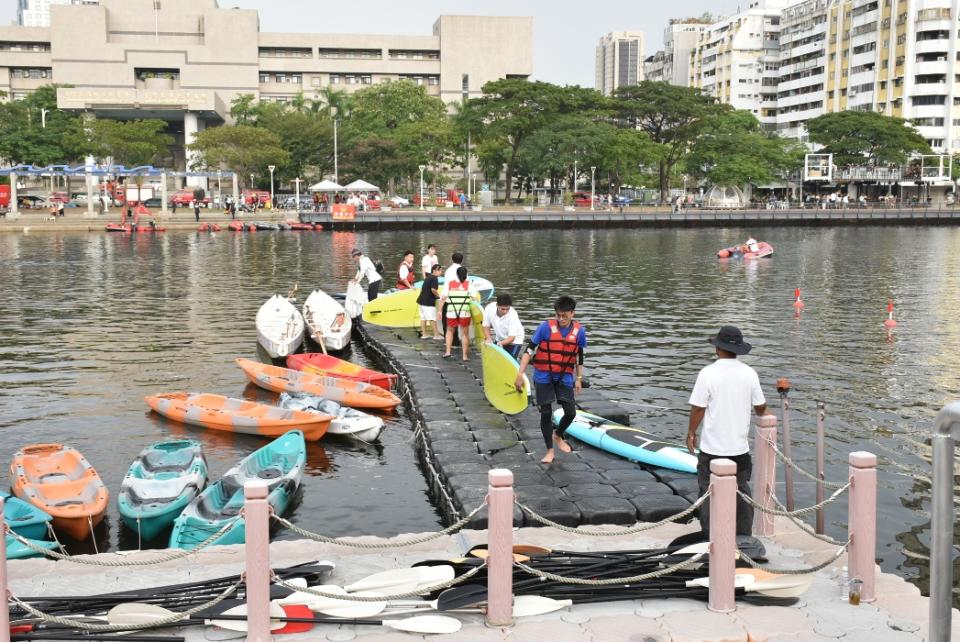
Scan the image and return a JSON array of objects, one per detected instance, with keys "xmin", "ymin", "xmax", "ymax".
[{"xmin": 514, "ymin": 295, "xmax": 586, "ymax": 464}]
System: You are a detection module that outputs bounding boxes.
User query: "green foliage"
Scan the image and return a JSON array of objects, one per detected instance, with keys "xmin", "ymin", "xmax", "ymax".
[
  {"xmin": 187, "ymin": 124, "xmax": 290, "ymax": 184},
  {"xmin": 685, "ymin": 108, "xmax": 801, "ymax": 187},
  {"xmin": 0, "ymin": 85, "xmax": 88, "ymax": 165},
  {"xmin": 806, "ymin": 111, "xmax": 931, "ymax": 166},
  {"xmin": 83, "ymin": 119, "xmax": 173, "ymax": 167}
]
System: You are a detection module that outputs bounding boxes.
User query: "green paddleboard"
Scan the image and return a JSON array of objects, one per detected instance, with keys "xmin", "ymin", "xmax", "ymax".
[{"xmin": 482, "ymin": 342, "xmax": 529, "ymax": 415}]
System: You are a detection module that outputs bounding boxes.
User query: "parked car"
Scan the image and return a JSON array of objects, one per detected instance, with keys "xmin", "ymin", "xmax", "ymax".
[
  {"xmin": 169, "ymin": 189, "xmax": 211, "ymax": 206},
  {"xmin": 17, "ymin": 195, "xmax": 45, "ymax": 208},
  {"xmin": 612, "ymin": 195, "xmax": 633, "ymax": 206},
  {"xmin": 573, "ymin": 191, "xmax": 595, "ymax": 207},
  {"xmin": 142, "ymin": 197, "xmax": 162, "ymax": 208},
  {"xmin": 387, "ymin": 195, "xmax": 410, "ymax": 208},
  {"xmin": 281, "ymin": 196, "xmax": 314, "ymax": 210}
]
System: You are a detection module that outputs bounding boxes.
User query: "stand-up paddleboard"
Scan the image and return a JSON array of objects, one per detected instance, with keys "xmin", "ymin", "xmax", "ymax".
[
  {"xmin": 361, "ymin": 288, "xmax": 421, "ymax": 327},
  {"xmin": 482, "ymin": 343, "xmax": 529, "ymax": 415},
  {"xmin": 413, "ymin": 275, "xmax": 495, "ymax": 303},
  {"xmin": 469, "ymin": 300, "xmax": 485, "ymax": 349},
  {"xmin": 554, "ymin": 409, "xmax": 697, "ymax": 473},
  {"xmin": 345, "ymin": 281, "xmax": 368, "ymax": 319}
]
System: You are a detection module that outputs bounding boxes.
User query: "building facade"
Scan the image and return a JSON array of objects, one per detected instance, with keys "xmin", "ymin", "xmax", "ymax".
[
  {"xmin": 0, "ymin": 0, "xmax": 533, "ymax": 172},
  {"xmin": 595, "ymin": 31, "xmax": 645, "ymax": 95},
  {"xmin": 17, "ymin": 0, "xmax": 97, "ymax": 28},
  {"xmin": 645, "ymin": 20, "xmax": 710, "ymax": 86}
]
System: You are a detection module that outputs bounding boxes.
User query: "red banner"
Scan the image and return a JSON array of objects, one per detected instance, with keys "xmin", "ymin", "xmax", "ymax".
[{"xmin": 332, "ymin": 204, "xmax": 356, "ymax": 220}]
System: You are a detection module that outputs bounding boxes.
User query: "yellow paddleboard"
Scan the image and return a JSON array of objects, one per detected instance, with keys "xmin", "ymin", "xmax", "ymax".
[
  {"xmin": 482, "ymin": 342, "xmax": 529, "ymax": 415},
  {"xmin": 469, "ymin": 300, "xmax": 485, "ymax": 350},
  {"xmin": 361, "ymin": 288, "xmax": 421, "ymax": 327}
]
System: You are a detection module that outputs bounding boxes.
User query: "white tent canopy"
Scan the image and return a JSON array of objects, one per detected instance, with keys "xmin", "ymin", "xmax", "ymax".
[
  {"xmin": 308, "ymin": 180, "xmax": 344, "ymax": 192},
  {"xmin": 344, "ymin": 179, "xmax": 380, "ymax": 192}
]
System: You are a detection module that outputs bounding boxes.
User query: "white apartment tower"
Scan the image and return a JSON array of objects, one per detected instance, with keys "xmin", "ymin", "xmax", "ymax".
[
  {"xmin": 595, "ymin": 31, "xmax": 645, "ymax": 95},
  {"xmin": 662, "ymin": 20, "xmax": 711, "ymax": 86},
  {"xmin": 17, "ymin": 0, "xmax": 98, "ymax": 27},
  {"xmin": 776, "ymin": 0, "xmax": 835, "ymax": 140}
]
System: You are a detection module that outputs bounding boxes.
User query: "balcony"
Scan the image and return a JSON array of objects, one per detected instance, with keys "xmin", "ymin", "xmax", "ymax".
[
  {"xmin": 915, "ymin": 39, "xmax": 949, "ymax": 55},
  {"xmin": 834, "ymin": 166, "xmax": 903, "ymax": 181}
]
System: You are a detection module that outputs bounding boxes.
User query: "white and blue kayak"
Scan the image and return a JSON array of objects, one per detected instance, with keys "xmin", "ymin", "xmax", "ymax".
[
  {"xmin": 412, "ymin": 275, "xmax": 495, "ymax": 304},
  {"xmin": 554, "ymin": 409, "xmax": 697, "ymax": 474}
]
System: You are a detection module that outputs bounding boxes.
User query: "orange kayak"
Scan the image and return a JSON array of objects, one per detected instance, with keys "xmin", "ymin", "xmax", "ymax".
[
  {"xmin": 145, "ymin": 392, "xmax": 331, "ymax": 441},
  {"xmin": 236, "ymin": 358, "xmax": 401, "ymax": 410},
  {"xmin": 286, "ymin": 353, "xmax": 397, "ymax": 390},
  {"xmin": 10, "ymin": 444, "xmax": 109, "ymax": 541}
]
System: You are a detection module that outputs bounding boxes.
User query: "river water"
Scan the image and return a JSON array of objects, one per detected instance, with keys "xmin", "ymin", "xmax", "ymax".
[{"xmin": 0, "ymin": 226, "xmax": 957, "ymax": 600}]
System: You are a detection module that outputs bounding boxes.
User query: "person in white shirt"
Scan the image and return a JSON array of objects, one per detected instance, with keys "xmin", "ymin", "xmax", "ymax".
[
  {"xmin": 482, "ymin": 294, "xmax": 525, "ymax": 360},
  {"xmin": 443, "ymin": 252, "xmax": 463, "ymax": 290},
  {"xmin": 350, "ymin": 248, "xmax": 382, "ymax": 301},
  {"xmin": 743, "ymin": 234, "xmax": 760, "ymax": 253},
  {"xmin": 421, "ymin": 244, "xmax": 439, "ymax": 278},
  {"xmin": 687, "ymin": 325, "xmax": 768, "ymax": 538}
]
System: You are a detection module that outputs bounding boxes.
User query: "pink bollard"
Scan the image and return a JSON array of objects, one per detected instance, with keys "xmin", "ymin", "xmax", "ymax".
[
  {"xmin": 486, "ymin": 468, "xmax": 514, "ymax": 627},
  {"xmin": 709, "ymin": 458, "xmax": 738, "ymax": 613},
  {"xmin": 847, "ymin": 452, "xmax": 877, "ymax": 603},
  {"xmin": 752, "ymin": 414, "xmax": 779, "ymax": 537},
  {"xmin": 1, "ymin": 496, "xmax": 8, "ymax": 642},
  {"xmin": 243, "ymin": 481, "xmax": 272, "ymax": 642}
]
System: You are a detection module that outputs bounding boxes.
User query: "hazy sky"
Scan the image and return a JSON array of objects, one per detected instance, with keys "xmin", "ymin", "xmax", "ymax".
[{"xmin": 0, "ymin": 0, "xmax": 744, "ymax": 86}]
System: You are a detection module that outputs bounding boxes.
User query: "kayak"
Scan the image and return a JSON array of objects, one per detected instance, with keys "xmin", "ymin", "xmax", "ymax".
[
  {"xmin": 254, "ymin": 222, "xmax": 279, "ymax": 231},
  {"xmin": 287, "ymin": 222, "xmax": 314, "ymax": 230},
  {"xmin": 117, "ymin": 440, "xmax": 209, "ymax": 540},
  {"xmin": 10, "ymin": 444, "xmax": 110, "ymax": 541},
  {"xmin": 227, "ymin": 221, "xmax": 246, "ymax": 231},
  {"xmin": 302, "ymin": 289, "xmax": 352, "ymax": 352},
  {"xmin": 279, "ymin": 392, "xmax": 385, "ymax": 442},
  {"xmin": 197, "ymin": 223, "xmax": 221, "ymax": 232},
  {"xmin": 169, "ymin": 431, "xmax": 306, "ymax": 550},
  {"xmin": 717, "ymin": 241, "xmax": 774, "ymax": 259},
  {"xmin": 236, "ymin": 358, "xmax": 401, "ymax": 410},
  {"xmin": 256, "ymin": 294, "xmax": 304, "ymax": 358},
  {"xmin": 144, "ymin": 392, "xmax": 331, "ymax": 441},
  {"xmin": 554, "ymin": 410, "xmax": 698, "ymax": 474},
  {"xmin": 1, "ymin": 490, "xmax": 52, "ymax": 540},
  {"xmin": 286, "ymin": 353, "xmax": 397, "ymax": 390},
  {"xmin": 104, "ymin": 223, "xmax": 166, "ymax": 233},
  {"xmin": 5, "ymin": 533, "xmax": 59, "ymax": 560}
]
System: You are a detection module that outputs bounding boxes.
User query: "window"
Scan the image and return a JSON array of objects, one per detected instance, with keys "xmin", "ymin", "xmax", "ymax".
[
  {"xmin": 259, "ymin": 47, "xmax": 311, "ymax": 58},
  {"xmin": 259, "ymin": 73, "xmax": 270, "ymax": 83},
  {"xmin": 318, "ymin": 48, "xmax": 382, "ymax": 59},
  {"xmin": 330, "ymin": 75, "xmax": 341, "ymax": 84},
  {"xmin": 388, "ymin": 49, "xmax": 440, "ymax": 60},
  {"xmin": 911, "ymin": 94, "xmax": 946, "ymax": 105},
  {"xmin": 927, "ymin": 139, "xmax": 943, "ymax": 147}
]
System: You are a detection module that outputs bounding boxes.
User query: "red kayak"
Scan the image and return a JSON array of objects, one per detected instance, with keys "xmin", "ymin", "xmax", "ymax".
[
  {"xmin": 198, "ymin": 223, "xmax": 221, "ymax": 232},
  {"xmin": 227, "ymin": 221, "xmax": 245, "ymax": 231},
  {"xmin": 286, "ymin": 353, "xmax": 397, "ymax": 390},
  {"xmin": 287, "ymin": 222, "xmax": 314, "ymax": 231},
  {"xmin": 105, "ymin": 224, "xmax": 166, "ymax": 233},
  {"xmin": 717, "ymin": 241, "xmax": 774, "ymax": 259}
]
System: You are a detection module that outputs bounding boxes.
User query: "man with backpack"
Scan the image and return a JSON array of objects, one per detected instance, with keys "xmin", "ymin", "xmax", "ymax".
[{"xmin": 350, "ymin": 248, "xmax": 383, "ymax": 301}]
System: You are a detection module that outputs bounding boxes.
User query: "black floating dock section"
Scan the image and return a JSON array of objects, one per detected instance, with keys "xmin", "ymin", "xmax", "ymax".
[{"xmin": 355, "ymin": 322, "xmax": 696, "ymax": 529}]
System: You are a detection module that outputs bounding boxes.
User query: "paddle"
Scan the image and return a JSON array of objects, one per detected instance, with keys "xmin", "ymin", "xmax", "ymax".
[{"xmin": 384, "ymin": 594, "xmax": 572, "ymax": 617}]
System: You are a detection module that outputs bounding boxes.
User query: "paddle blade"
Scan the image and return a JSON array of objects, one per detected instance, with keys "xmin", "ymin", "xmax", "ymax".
[
  {"xmin": 435, "ymin": 583, "xmax": 488, "ymax": 611},
  {"xmin": 317, "ymin": 590, "xmax": 387, "ymax": 618},
  {"xmin": 275, "ymin": 604, "xmax": 313, "ymax": 634},
  {"xmin": 107, "ymin": 602, "xmax": 180, "ymax": 626},
  {"xmin": 415, "ymin": 565, "xmax": 455, "ymax": 590},
  {"xmin": 208, "ymin": 602, "xmax": 286, "ymax": 632},
  {"xmin": 383, "ymin": 615, "xmax": 462, "ymax": 634},
  {"xmin": 345, "ymin": 568, "xmax": 420, "ymax": 593},
  {"xmin": 277, "ymin": 584, "xmax": 346, "ymax": 611},
  {"xmin": 512, "ymin": 596, "xmax": 572, "ymax": 617}
]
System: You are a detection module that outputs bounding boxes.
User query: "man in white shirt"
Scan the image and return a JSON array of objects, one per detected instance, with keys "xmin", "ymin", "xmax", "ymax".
[
  {"xmin": 421, "ymin": 244, "xmax": 438, "ymax": 278},
  {"xmin": 350, "ymin": 248, "xmax": 382, "ymax": 301},
  {"xmin": 443, "ymin": 251, "xmax": 463, "ymax": 289},
  {"xmin": 744, "ymin": 234, "xmax": 759, "ymax": 253},
  {"xmin": 687, "ymin": 325, "xmax": 767, "ymax": 538},
  {"xmin": 482, "ymin": 294, "xmax": 525, "ymax": 360}
]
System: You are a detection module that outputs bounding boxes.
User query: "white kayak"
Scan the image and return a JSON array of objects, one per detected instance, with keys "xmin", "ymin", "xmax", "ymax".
[
  {"xmin": 303, "ymin": 289, "xmax": 352, "ymax": 352},
  {"xmin": 256, "ymin": 294, "xmax": 304, "ymax": 358},
  {"xmin": 279, "ymin": 392, "xmax": 385, "ymax": 442}
]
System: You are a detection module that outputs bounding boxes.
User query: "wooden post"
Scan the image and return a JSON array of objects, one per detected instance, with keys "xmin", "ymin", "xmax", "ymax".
[
  {"xmin": 752, "ymin": 414, "xmax": 778, "ymax": 537},
  {"xmin": 847, "ymin": 452, "xmax": 877, "ymax": 603},
  {"xmin": 486, "ymin": 468, "xmax": 514, "ymax": 626},
  {"xmin": 0, "ymin": 496, "xmax": 9, "ymax": 642},
  {"xmin": 708, "ymin": 458, "xmax": 737, "ymax": 613},
  {"xmin": 243, "ymin": 481, "xmax": 272, "ymax": 642}
]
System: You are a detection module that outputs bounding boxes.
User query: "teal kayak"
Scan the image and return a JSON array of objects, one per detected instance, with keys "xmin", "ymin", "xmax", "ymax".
[
  {"xmin": 5, "ymin": 533, "xmax": 58, "ymax": 560},
  {"xmin": 1, "ymin": 490, "xmax": 52, "ymax": 540},
  {"xmin": 169, "ymin": 431, "xmax": 306, "ymax": 550},
  {"xmin": 118, "ymin": 440, "xmax": 208, "ymax": 540},
  {"xmin": 554, "ymin": 409, "xmax": 698, "ymax": 474}
]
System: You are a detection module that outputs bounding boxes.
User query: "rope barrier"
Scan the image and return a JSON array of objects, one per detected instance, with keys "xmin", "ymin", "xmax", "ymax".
[
  {"xmin": 738, "ymin": 483, "xmax": 850, "ymax": 518},
  {"xmin": 7, "ymin": 579, "xmax": 242, "ymax": 631},
  {"xmin": 763, "ymin": 435, "xmax": 847, "ymax": 489},
  {"xmin": 271, "ymin": 561, "xmax": 487, "ymax": 601},
  {"xmin": 771, "ymin": 494, "xmax": 847, "ymax": 547},
  {"xmin": 516, "ymin": 491, "xmax": 709, "ymax": 536},
  {"xmin": 740, "ymin": 543, "xmax": 849, "ymax": 575},
  {"xmin": 513, "ymin": 551, "xmax": 707, "ymax": 585},
  {"xmin": 4, "ymin": 517, "xmax": 241, "ymax": 565},
  {"xmin": 271, "ymin": 502, "xmax": 486, "ymax": 547}
]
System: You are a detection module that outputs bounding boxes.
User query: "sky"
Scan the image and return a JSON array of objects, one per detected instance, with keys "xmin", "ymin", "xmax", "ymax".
[{"xmin": 0, "ymin": 0, "xmax": 745, "ymax": 87}]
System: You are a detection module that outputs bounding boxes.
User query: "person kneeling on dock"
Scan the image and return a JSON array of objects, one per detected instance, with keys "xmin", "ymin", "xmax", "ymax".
[
  {"xmin": 483, "ymin": 293, "xmax": 525, "ymax": 360},
  {"xmin": 515, "ymin": 295, "xmax": 586, "ymax": 464}
]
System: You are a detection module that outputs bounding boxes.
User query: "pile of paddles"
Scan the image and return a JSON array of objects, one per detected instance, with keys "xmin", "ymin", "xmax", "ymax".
[{"xmin": 7, "ymin": 541, "xmax": 812, "ymax": 640}]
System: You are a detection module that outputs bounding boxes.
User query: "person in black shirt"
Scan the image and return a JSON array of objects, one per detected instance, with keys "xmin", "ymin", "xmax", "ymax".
[{"xmin": 417, "ymin": 263, "xmax": 442, "ymax": 339}]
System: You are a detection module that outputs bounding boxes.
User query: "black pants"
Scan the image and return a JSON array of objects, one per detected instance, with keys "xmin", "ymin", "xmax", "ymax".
[
  {"xmin": 696, "ymin": 451, "xmax": 753, "ymax": 537},
  {"xmin": 367, "ymin": 280, "xmax": 380, "ymax": 301},
  {"xmin": 536, "ymin": 380, "xmax": 575, "ymax": 450}
]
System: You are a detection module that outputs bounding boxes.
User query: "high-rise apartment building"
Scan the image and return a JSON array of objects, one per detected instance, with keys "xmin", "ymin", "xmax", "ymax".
[
  {"xmin": 595, "ymin": 31, "xmax": 645, "ymax": 95},
  {"xmin": 17, "ymin": 0, "xmax": 97, "ymax": 27},
  {"xmin": 645, "ymin": 20, "xmax": 710, "ymax": 86},
  {"xmin": 776, "ymin": 0, "xmax": 835, "ymax": 140}
]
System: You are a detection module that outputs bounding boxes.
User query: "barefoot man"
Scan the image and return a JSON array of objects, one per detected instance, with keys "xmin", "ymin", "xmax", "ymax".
[{"xmin": 515, "ymin": 295, "xmax": 586, "ymax": 464}]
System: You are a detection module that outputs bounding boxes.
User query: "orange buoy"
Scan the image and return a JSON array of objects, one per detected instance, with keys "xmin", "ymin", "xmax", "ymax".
[
  {"xmin": 883, "ymin": 299, "xmax": 897, "ymax": 328},
  {"xmin": 717, "ymin": 249, "xmax": 730, "ymax": 258},
  {"xmin": 792, "ymin": 288, "xmax": 805, "ymax": 310}
]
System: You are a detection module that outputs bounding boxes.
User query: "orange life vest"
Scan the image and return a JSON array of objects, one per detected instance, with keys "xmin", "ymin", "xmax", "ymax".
[
  {"xmin": 396, "ymin": 264, "xmax": 415, "ymax": 289},
  {"xmin": 531, "ymin": 321, "xmax": 581, "ymax": 374}
]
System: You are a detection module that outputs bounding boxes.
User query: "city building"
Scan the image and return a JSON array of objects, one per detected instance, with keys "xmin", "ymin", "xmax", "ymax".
[
  {"xmin": 644, "ymin": 19, "xmax": 710, "ymax": 86},
  {"xmin": 595, "ymin": 30, "xmax": 645, "ymax": 95},
  {"xmin": 0, "ymin": 0, "xmax": 533, "ymax": 173},
  {"xmin": 17, "ymin": 0, "xmax": 97, "ymax": 28},
  {"xmin": 776, "ymin": 0, "xmax": 835, "ymax": 141},
  {"xmin": 688, "ymin": 0, "xmax": 788, "ymax": 130}
]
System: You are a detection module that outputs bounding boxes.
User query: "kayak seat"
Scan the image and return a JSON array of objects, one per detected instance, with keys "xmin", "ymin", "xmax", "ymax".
[
  {"xmin": 126, "ymin": 479, "xmax": 191, "ymax": 505},
  {"xmin": 38, "ymin": 473, "xmax": 71, "ymax": 484},
  {"xmin": 142, "ymin": 450, "xmax": 194, "ymax": 474},
  {"xmin": 257, "ymin": 468, "xmax": 282, "ymax": 480}
]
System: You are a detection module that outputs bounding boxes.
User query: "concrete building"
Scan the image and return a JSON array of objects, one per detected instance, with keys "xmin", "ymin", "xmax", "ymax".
[
  {"xmin": 688, "ymin": 0, "xmax": 788, "ymax": 130},
  {"xmin": 17, "ymin": 0, "xmax": 97, "ymax": 28},
  {"xmin": 645, "ymin": 20, "xmax": 710, "ymax": 86},
  {"xmin": 0, "ymin": 0, "xmax": 533, "ymax": 172},
  {"xmin": 776, "ymin": 0, "xmax": 835, "ymax": 141},
  {"xmin": 595, "ymin": 31, "xmax": 644, "ymax": 95}
]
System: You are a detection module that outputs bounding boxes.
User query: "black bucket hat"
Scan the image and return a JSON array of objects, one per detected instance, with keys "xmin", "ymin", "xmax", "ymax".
[{"xmin": 708, "ymin": 325, "xmax": 752, "ymax": 355}]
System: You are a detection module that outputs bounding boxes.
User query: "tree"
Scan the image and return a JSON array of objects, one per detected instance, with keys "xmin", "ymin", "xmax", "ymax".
[
  {"xmin": 615, "ymin": 82, "xmax": 720, "ymax": 202},
  {"xmin": 806, "ymin": 111, "xmax": 931, "ymax": 166},
  {"xmin": 685, "ymin": 108, "xmax": 801, "ymax": 188},
  {"xmin": 188, "ymin": 125, "xmax": 289, "ymax": 187},
  {"xmin": 86, "ymin": 119, "xmax": 173, "ymax": 167},
  {"xmin": 0, "ymin": 85, "xmax": 88, "ymax": 165}
]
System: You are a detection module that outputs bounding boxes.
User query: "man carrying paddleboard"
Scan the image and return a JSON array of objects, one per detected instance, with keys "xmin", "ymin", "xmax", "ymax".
[
  {"xmin": 686, "ymin": 325, "xmax": 768, "ymax": 538},
  {"xmin": 482, "ymin": 294, "xmax": 525, "ymax": 360},
  {"xmin": 350, "ymin": 248, "xmax": 383, "ymax": 302},
  {"xmin": 515, "ymin": 295, "xmax": 586, "ymax": 464}
]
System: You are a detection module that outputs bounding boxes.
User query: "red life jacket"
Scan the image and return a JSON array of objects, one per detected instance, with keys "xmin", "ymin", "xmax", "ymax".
[
  {"xmin": 531, "ymin": 321, "xmax": 581, "ymax": 374},
  {"xmin": 395, "ymin": 264, "xmax": 415, "ymax": 289}
]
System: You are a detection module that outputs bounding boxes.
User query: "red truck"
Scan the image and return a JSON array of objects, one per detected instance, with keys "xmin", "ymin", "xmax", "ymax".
[
  {"xmin": 0, "ymin": 185, "xmax": 10, "ymax": 212},
  {"xmin": 170, "ymin": 189, "xmax": 211, "ymax": 206}
]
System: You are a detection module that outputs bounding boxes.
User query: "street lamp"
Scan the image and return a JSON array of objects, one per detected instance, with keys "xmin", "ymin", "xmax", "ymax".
[
  {"xmin": 418, "ymin": 164, "xmax": 426, "ymax": 211},
  {"xmin": 268, "ymin": 164, "xmax": 276, "ymax": 208},
  {"xmin": 333, "ymin": 119, "xmax": 339, "ymax": 185},
  {"xmin": 40, "ymin": 108, "xmax": 50, "ymax": 129},
  {"xmin": 216, "ymin": 169, "xmax": 222, "ymax": 207},
  {"xmin": 590, "ymin": 166, "xmax": 596, "ymax": 211},
  {"xmin": 293, "ymin": 177, "xmax": 302, "ymax": 214}
]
